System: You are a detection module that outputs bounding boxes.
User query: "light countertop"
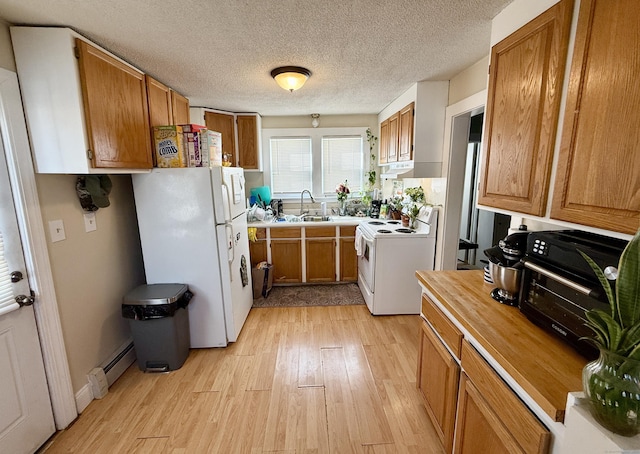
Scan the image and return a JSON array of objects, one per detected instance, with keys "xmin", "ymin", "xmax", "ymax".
[
  {"xmin": 416, "ymin": 269, "xmax": 587, "ymax": 423},
  {"xmin": 249, "ymin": 216, "xmax": 366, "ymax": 228}
]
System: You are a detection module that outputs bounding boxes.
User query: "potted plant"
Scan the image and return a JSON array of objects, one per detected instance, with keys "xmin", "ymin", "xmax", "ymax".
[
  {"xmin": 365, "ymin": 128, "xmax": 378, "ymax": 191},
  {"xmin": 579, "ymin": 228, "xmax": 640, "ymax": 436},
  {"xmin": 388, "ymin": 196, "xmax": 404, "ymax": 220},
  {"xmin": 401, "ymin": 187, "xmax": 425, "ymax": 228}
]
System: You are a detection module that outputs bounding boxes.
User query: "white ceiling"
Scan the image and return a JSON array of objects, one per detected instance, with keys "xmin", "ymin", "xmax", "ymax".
[{"xmin": 0, "ymin": 0, "xmax": 513, "ymax": 116}]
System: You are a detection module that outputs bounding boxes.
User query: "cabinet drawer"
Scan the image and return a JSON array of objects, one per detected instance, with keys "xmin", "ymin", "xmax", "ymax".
[
  {"xmin": 340, "ymin": 225, "xmax": 356, "ymax": 237},
  {"xmin": 255, "ymin": 228, "xmax": 267, "ymax": 240},
  {"xmin": 461, "ymin": 340, "xmax": 550, "ymax": 454},
  {"xmin": 422, "ymin": 295, "xmax": 463, "ymax": 358},
  {"xmin": 305, "ymin": 226, "xmax": 336, "ymax": 238},
  {"xmin": 271, "ymin": 228, "xmax": 301, "ymax": 239}
]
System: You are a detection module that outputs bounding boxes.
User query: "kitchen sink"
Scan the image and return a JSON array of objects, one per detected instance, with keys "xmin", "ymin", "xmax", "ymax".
[{"xmin": 301, "ymin": 215, "xmax": 332, "ymax": 222}]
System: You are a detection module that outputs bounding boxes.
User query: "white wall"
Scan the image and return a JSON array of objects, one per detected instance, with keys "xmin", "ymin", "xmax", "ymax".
[
  {"xmin": 36, "ymin": 175, "xmax": 145, "ymax": 392},
  {"xmin": 0, "ymin": 19, "xmax": 15, "ymax": 71},
  {"xmin": 448, "ymin": 56, "xmax": 489, "ymax": 105}
]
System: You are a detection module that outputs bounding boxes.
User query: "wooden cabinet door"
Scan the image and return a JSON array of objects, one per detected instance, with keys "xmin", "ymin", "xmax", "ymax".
[
  {"xmin": 379, "ymin": 119, "xmax": 389, "ymax": 164},
  {"xmin": 477, "ymin": 0, "xmax": 573, "ymax": 216},
  {"xmin": 339, "ymin": 238, "xmax": 357, "ymax": 282},
  {"xmin": 417, "ymin": 319, "xmax": 460, "ymax": 453},
  {"xmin": 271, "ymin": 240, "xmax": 302, "ymax": 283},
  {"xmin": 237, "ymin": 114, "xmax": 259, "ymax": 169},
  {"xmin": 76, "ymin": 39, "xmax": 152, "ymax": 169},
  {"xmin": 398, "ymin": 102, "xmax": 414, "ymax": 162},
  {"xmin": 460, "ymin": 341, "xmax": 550, "ymax": 454},
  {"xmin": 454, "ymin": 374, "xmax": 525, "ymax": 454},
  {"xmin": 204, "ymin": 111, "xmax": 237, "ymax": 166},
  {"xmin": 249, "ymin": 241, "xmax": 267, "ymax": 268},
  {"xmin": 551, "ymin": 0, "xmax": 640, "ymax": 234},
  {"xmin": 306, "ymin": 238, "xmax": 336, "ymax": 282},
  {"xmin": 387, "ymin": 112, "xmax": 400, "ymax": 163},
  {"xmin": 146, "ymin": 76, "xmax": 173, "ymax": 127},
  {"xmin": 171, "ymin": 90, "xmax": 190, "ymax": 125}
]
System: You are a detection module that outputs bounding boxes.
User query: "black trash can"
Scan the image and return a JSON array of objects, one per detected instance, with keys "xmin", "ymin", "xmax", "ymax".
[{"xmin": 122, "ymin": 284, "xmax": 193, "ymax": 372}]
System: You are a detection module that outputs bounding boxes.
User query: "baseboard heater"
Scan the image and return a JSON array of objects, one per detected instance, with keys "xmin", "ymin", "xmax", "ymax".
[{"xmin": 101, "ymin": 340, "xmax": 136, "ymax": 386}]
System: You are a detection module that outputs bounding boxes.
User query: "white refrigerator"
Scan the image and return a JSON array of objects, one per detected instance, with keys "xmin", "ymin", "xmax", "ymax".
[{"xmin": 132, "ymin": 167, "xmax": 253, "ymax": 347}]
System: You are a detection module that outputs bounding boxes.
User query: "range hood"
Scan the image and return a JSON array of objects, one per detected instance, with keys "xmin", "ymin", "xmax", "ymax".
[
  {"xmin": 380, "ymin": 161, "xmax": 443, "ymax": 179},
  {"xmin": 380, "ymin": 162, "xmax": 414, "ymax": 179}
]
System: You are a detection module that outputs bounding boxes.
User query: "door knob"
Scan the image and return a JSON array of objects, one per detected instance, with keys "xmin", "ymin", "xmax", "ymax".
[
  {"xmin": 10, "ymin": 271, "xmax": 23, "ymax": 283},
  {"xmin": 15, "ymin": 294, "xmax": 35, "ymax": 307}
]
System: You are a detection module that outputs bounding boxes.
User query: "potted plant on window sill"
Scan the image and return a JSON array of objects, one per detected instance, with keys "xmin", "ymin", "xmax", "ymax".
[{"xmin": 580, "ymin": 228, "xmax": 640, "ymax": 437}]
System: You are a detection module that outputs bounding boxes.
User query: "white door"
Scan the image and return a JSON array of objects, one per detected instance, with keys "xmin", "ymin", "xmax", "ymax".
[{"xmin": 0, "ymin": 133, "xmax": 55, "ymax": 452}]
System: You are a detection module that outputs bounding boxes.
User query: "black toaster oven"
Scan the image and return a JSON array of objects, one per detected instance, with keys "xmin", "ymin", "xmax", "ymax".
[{"xmin": 519, "ymin": 230, "xmax": 628, "ymax": 359}]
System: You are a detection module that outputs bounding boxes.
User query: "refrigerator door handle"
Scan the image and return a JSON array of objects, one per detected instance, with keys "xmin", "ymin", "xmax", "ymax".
[
  {"xmin": 226, "ymin": 222, "xmax": 235, "ymax": 281},
  {"xmin": 221, "ymin": 181, "xmax": 232, "ymax": 223}
]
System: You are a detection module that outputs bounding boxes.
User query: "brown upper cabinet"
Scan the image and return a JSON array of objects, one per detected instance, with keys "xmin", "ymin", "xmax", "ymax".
[
  {"xmin": 146, "ymin": 76, "xmax": 173, "ymax": 129},
  {"xmin": 203, "ymin": 111, "xmax": 237, "ymax": 166},
  {"xmin": 478, "ymin": 0, "xmax": 573, "ymax": 216},
  {"xmin": 398, "ymin": 102, "xmax": 415, "ymax": 162},
  {"xmin": 379, "ymin": 118, "xmax": 390, "ymax": 164},
  {"xmin": 237, "ymin": 114, "xmax": 262, "ymax": 170},
  {"xmin": 171, "ymin": 91, "xmax": 190, "ymax": 125},
  {"xmin": 387, "ymin": 112, "xmax": 400, "ymax": 163},
  {"xmin": 196, "ymin": 109, "xmax": 262, "ymax": 170},
  {"xmin": 551, "ymin": 0, "xmax": 640, "ymax": 234},
  {"xmin": 11, "ymin": 27, "xmax": 187, "ymax": 173},
  {"xmin": 379, "ymin": 102, "xmax": 414, "ymax": 165}
]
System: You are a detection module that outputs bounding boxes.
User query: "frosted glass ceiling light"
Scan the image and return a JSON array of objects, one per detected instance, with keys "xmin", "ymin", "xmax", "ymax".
[
  {"xmin": 311, "ymin": 113, "xmax": 320, "ymax": 128},
  {"xmin": 271, "ymin": 66, "xmax": 311, "ymax": 92}
]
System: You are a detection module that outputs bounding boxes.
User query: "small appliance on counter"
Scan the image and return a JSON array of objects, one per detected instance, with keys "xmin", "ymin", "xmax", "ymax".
[
  {"xmin": 484, "ymin": 228, "xmax": 529, "ymax": 306},
  {"xmin": 369, "ymin": 200, "xmax": 382, "ymax": 218},
  {"xmin": 519, "ymin": 230, "xmax": 628, "ymax": 358}
]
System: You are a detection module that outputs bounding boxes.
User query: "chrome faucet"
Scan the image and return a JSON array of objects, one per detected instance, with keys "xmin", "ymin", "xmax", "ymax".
[{"xmin": 300, "ymin": 189, "xmax": 315, "ymax": 215}]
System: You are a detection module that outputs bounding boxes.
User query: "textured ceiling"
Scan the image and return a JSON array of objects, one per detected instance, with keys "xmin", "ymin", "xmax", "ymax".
[{"xmin": 0, "ymin": 0, "xmax": 513, "ymax": 116}]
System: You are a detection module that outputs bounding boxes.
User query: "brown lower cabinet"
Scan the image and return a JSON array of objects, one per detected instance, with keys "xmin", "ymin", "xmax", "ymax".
[
  {"xmin": 270, "ymin": 228, "xmax": 302, "ymax": 284},
  {"xmin": 417, "ymin": 295, "xmax": 551, "ymax": 454},
  {"xmin": 339, "ymin": 226, "xmax": 358, "ymax": 282}
]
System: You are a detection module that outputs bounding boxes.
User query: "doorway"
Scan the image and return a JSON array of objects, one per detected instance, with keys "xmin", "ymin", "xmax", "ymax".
[{"xmin": 456, "ymin": 113, "xmax": 510, "ymax": 270}]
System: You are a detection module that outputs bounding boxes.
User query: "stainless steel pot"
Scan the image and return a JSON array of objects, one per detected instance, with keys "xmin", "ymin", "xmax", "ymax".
[{"xmin": 489, "ymin": 261, "xmax": 522, "ymax": 305}]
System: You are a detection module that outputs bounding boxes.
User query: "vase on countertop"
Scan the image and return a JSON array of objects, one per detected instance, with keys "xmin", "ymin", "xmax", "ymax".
[
  {"xmin": 338, "ymin": 199, "xmax": 347, "ymax": 216},
  {"xmin": 582, "ymin": 348, "xmax": 640, "ymax": 437}
]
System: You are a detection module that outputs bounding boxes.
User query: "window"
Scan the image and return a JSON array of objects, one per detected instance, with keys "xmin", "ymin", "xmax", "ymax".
[
  {"xmin": 322, "ymin": 136, "xmax": 364, "ymax": 195},
  {"xmin": 270, "ymin": 137, "xmax": 312, "ymax": 194},
  {"xmin": 264, "ymin": 127, "xmax": 368, "ymax": 200}
]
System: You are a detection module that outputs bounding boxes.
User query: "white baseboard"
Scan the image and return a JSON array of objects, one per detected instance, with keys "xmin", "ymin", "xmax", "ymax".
[{"xmin": 75, "ymin": 384, "xmax": 93, "ymax": 414}]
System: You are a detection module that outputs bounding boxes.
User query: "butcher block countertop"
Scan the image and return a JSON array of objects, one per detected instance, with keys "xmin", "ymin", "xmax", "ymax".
[{"xmin": 416, "ymin": 269, "xmax": 587, "ymax": 423}]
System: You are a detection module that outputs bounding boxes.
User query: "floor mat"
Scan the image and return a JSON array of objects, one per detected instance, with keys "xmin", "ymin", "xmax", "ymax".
[{"xmin": 252, "ymin": 283, "xmax": 365, "ymax": 308}]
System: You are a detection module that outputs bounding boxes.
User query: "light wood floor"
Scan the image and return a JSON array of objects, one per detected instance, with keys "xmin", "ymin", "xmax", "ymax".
[{"xmin": 43, "ymin": 305, "xmax": 444, "ymax": 453}]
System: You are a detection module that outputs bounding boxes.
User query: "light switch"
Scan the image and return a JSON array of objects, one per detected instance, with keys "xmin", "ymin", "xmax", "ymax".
[
  {"xmin": 84, "ymin": 212, "xmax": 97, "ymax": 232},
  {"xmin": 48, "ymin": 219, "xmax": 66, "ymax": 242}
]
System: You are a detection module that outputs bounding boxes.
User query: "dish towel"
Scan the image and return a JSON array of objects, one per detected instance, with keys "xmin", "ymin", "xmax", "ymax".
[
  {"xmin": 355, "ymin": 228, "xmax": 363, "ymax": 256},
  {"xmin": 247, "ymin": 227, "xmax": 257, "ymax": 242}
]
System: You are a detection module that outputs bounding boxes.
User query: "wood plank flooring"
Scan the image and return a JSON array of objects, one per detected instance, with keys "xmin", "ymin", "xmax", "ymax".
[{"xmin": 42, "ymin": 305, "xmax": 445, "ymax": 453}]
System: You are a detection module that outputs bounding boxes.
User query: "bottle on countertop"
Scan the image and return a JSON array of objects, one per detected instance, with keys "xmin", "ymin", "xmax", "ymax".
[{"xmin": 380, "ymin": 199, "xmax": 388, "ymax": 219}]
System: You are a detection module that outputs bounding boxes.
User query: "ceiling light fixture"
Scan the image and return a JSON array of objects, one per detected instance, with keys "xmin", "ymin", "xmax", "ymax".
[
  {"xmin": 270, "ymin": 66, "xmax": 311, "ymax": 92},
  {"xmin": 311, "ymin": 114, "xmax": 320, "ymax": 128}
]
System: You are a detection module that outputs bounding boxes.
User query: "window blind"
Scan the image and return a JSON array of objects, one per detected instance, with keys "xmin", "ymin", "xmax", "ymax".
[
  {"xmin": 0, "ymin": 231, "xmax": 15, "ymax": 312},
  {"xmin": 270, "ymin": 137, "xmax": 313, "ymax": 194},
  {"xmin": 322, "ymin": 136, "xmax": 364, "ymax": 195}
]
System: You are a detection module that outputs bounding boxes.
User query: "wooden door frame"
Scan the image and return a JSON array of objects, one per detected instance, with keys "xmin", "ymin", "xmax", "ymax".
[
  {"xmin": 0, "ymin": 68, "xmax": 77, "ymax": 429},
  {"xmin": 437, "ymin": 90, "xmax": 486, "ymax": 270}
]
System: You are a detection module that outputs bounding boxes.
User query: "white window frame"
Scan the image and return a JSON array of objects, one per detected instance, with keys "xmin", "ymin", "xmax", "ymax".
[{"xmin": 262, "ymin": 127, "xmax": 369, "ymax": 201}]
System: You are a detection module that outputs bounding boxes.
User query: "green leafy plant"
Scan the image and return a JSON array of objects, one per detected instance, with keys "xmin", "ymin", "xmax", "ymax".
[
  {"xmin": 365, "ymin": 128, "xmax": 378, "ymax": 189},
  {"xmin": 579, "ymin": 229, "xmax": 640, "ymax": 359},
  {"xmin": 580, "ymin": 228, "xmax": 640, "ymax": 436}
]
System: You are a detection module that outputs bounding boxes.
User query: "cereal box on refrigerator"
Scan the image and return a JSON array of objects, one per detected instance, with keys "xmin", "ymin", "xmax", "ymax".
[
  {"xmin": 153, "ymin": 125, "xmax": 186, "ymax": 168},
  {"xmin": 180, "ymin": 124, "xmax": 206, "ymax": 167},
  {"xmin": 199, "ymin": 130, "xmax": 223, "ymax": 167}
]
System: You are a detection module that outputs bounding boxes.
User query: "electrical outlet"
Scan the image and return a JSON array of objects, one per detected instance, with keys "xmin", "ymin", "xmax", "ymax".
[
  {"xmin": 48, "ymin": 219, "xmax": 66, "ymax": 242},
  {"xmin": 83, "ymin": 212, "xmax": 97, "ymax": 232}
]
